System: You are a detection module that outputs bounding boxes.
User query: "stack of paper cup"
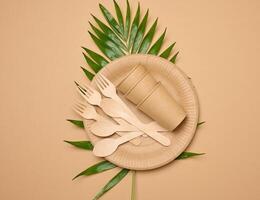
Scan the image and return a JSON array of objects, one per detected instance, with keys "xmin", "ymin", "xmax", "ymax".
[{"xmin": 117, "ymin": 65, "xmax": 186, "ymax": 130}]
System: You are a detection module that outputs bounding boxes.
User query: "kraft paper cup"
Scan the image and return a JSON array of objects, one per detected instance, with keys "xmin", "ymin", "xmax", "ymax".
[
  {"xmin": 117, "ymin": 64, "xmax": 147, "ymax": 94},
  {"xmin": 137, "ymin": 82, "xmax": 186, "ymax": 130},
  {"xmin": 125, "ymin": 72, "xmax": 157, "ymax": 104}
]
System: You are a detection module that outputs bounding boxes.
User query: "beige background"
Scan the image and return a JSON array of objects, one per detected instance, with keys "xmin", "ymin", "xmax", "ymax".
[{"xmin": 0, "ymin": 0, "xmax": 260, "ymax": 199}]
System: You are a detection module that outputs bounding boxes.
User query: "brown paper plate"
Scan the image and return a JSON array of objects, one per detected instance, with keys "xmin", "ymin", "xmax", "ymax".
[{"xmin": 83, "ymin": 54, "xmax": 199, "ymax": 170}]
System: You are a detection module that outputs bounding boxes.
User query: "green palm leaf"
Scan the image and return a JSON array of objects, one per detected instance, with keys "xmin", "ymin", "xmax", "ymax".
[
  {"xmin": 160, "ymin": 43, "xmax": 176, "ymax": 59},
  {"xmin": 73, "ymin": 161, "xmax": 116, "ymax": 180},
  {"xmin": 93, "ymin": 169, "xmax": 129, "ymax": 200},
  {"xmin": 128, "ymin": 3, "xmax": 140, "ymax": 50},
  {"xmin": 82, "ymin": 52, "xmax": 102, "ymax": 73},
  {"xmin": 82, "ymin": 47, "xmax": 109, "ymax": 67},
  {"xmin": 170, "ymin": 51, "xmax": 179, "ymax": 64},
  {"xmin": 80, "ymin": 67, "xmax": 95, "ymax": 80},
  {"xmin": 138, "ymin": 18, "xmax": 158, "ymax": 53},
  {"xmin": 197, "ymin": 121, "xmax": 205, "ymax": 127},
  {"xmin": 176, "ymin": 152, "xmax": 205, "ymax": 159},
  {"xmin": 113, "ymin": 0, "xmax": 124, "ymax": 38},
  {"xmin": 66, "ymin": 119, "xmax": 84, "ymax": 128},
  {"xmin": 64, "ymin": 140, "xmax": 93, "ymax": 150},
  {"xmin": 124, "ymin": 0, "xmax": 131, "ymax": 40},
  {"xmin": 99, "ymin": 3, "xmax": 123, "ymax": 37},
  {"xmin": 88, "ymin": 31, "xmax": 124, "ymax": 60},
  {"xmin": 91, "ymin": 14, "xmax": 127, "ymax": 51},
  {"xmin": 131, "ymin": 9, "xmax": 149, "ymax": 53},
  {"xmin": 89, "ymin": 22, "xmax": 126, "ymax": 56},
  {"xmin": 148, "ymin": 28, "xmax": 167, "ymax": 55}
]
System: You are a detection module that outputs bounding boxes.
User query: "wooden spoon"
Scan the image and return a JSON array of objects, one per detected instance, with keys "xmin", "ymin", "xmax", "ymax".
[
  {"xmin": 93, "ymin": 131, "xmax": 143, "ymax": 157},
  {"xmin": 90, "ymin": 120, "xmax": 138, "ymax": 137}
]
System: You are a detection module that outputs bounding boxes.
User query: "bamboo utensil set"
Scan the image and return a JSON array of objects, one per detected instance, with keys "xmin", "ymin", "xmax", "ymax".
[{"xmin": 74, "ymin": 65, "xmax": 186, "ymax": 157}]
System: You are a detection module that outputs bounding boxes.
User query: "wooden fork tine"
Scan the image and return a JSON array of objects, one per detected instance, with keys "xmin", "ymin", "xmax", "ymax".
[
  {"xmin": 95, "ymin": 76, "xmax": 105, "ymax": 89},
  {"xmin": 75, "ymin": 83, "xmax": 86, "ymax": 92},
  {"xmin": 85, "ymin": 84, "xmax": 96, "ymax": 94},
  {"xmin": 97, "ymin": 74, "xmax": 107, "ymax": 87},
  {"xmin": 73, "ymin": 105, "xmax": 83, "ymax": 114},
  {"xmin": 75, "ymin": 102, "xmax": 85, "ymax": 110},
  {"xmin": 95, "ymin": 78, "xmax": 103, "ymax": 90},
  {"xmin": 73, "ymin": 108, "xmax": 82, "ymax": 116},
  {"xmin": 99, "ymin": 74, "xmax": 109, "ymax": 85},
  {"xmin": 76, "ymin": 99, "xmax": 86, "ymax": 107},
  {"xmin": 80, "ymin": 85, "xmax": 91, "ymax": 95},
  {"xmin": 76, "ymin": 88, "xmax": 89, "ymax": 99}
]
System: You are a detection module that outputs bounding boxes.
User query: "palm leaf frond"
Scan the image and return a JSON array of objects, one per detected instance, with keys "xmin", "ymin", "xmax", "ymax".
[
  {"xmin": 113, "ymin": 0, "xmax": 125, "ymax": 38},
  {"xmin": 131, "ymin": 9, "xmax": 149, "ymax": 53},
  {"xmin": 89, "ymin": 23, "xmax": 126, "ymax": 56},
  {"xmin": 124, "ymin": 0, "xmax": 131, "ymax": 39},
  {"xmin": 99, "ymin": 3, "xmax": 124, "ymax": 38},
  {"xmin": 93, "ymin": 169, "xmax": 129, "ymax": 200},
  {"xmin": 128, "ymin": 3, "xmax": 140, "ymax": 50},
  {"xmin": 82, "ymin": 52, "xmax": 102, "ymax": 73},
  {"xmin": 73, "ymin": 161, "xmax": 116, "ymax": 180},
  {"xmin": 170, "ymin": 51, "xmax": 179, "ymax": 64},
  {"xmin": 66, "ymin": 119, "xmax": 84, "ymax": 128},
  {"xmin": 83, "ymin": 1, "xmax": 179, "ymax": 74},
  {"xmin": 176, "ymin": 152, "xmax": 205, "ymax": 159},
  {"xmin": 88, "ymin": 31, "xmax": 123, "ymax": 60},
  {"xmin": 64, "ymin": 140, "xmax": 93, "ymax": 150},
  {"xmin": 138, "ymin": 18, "xmax": 158, "ymax": 53},
  {"xmin": 82, "ymin": 47, "xmax": 109, "ymax": 67},
  {"xmin": 160, "ymin": 42, "xmax": 176, "ymax": 59},
  {"xmin": 80, "ymin": 66, "xmax": 95, "ymax": 80},
  {"xmin": 148, "ymin": 28, "xmax": 167, "ymax": 55},
  {"xmin": 197, "ymin": 121, "xmax": 206, "ymax": 127},
  {"xmin": 91, "ymin": 14, "xmax": 127, "ymax": 51}
]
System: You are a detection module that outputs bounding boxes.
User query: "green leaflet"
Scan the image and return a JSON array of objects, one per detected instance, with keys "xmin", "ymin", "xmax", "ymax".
[
  {"xmin": 124, "ymin": 0, "xmax": 131, "ymax": 40},
  {"xmin": 64, "ymin": 140, "xmax": 93, "ymax": 150},
  {"xmin": 88, "ymin": 31, "xmax": 124, "ymax": 60},
  {"xmin": 138, "ymin": 18, "xmax": 158, "ymax": 53},
  {"xmin": 170, "ymin": 51, "xmax": 179, "ymax": 64},
  {"xmin": 89, "ymin": 22, "xmax": 126, "ymax": 56},
  {"xmin": 66, "ymin": 119, "xmax": 84, "ymax": 128},
  {"xmin": 148, "ymin": 28, "xmax": 167, "ymax": 55},
  {"xmin": 197, "ymin": 121, "xmax": 205, "ymax": 127},
  {"xmin": 82, "ymin": 52, "xmax": 102, "ymax": 73},
  {"xmin": 82, "ymin": 47, "xmax": 109, "ymax": 67},
  {"xmin": 128, "ymin": 3, "xmax": 140, "ymax": 50},
  {"xmin": 73, "ymin": 161, "xmax": 116, "ymax": 180},
  {"xmin": 99, "ymin": 3, "xmax": 123, "ymax": 37},
  {"xmin": 91, "ymin": 16, "xmax": 127, "ymax": 51},
  {"xmin": 131, "ymin": 9, "xmax": 149, "ymax": 53},
  {"xmin": 80, "ymin": 67, "xmax": 95, "ymax": 80},
  {"xmin": 113, "ymin": 0, "xmax": 124, "ymax": 38},
  {"xmin": 176, "ymin": 152, "xmax": 205, "ymax": 160},
  {"xmin": 160, "ymin": 43, "xmax": 176, "ymax": 59},
  {"xmin": 91, "ymin": 14, "xmax": 127, "ymax": 51},
  {"xmin": 93, "ymin": 169, "xmax": 129, "ymax": 200}
]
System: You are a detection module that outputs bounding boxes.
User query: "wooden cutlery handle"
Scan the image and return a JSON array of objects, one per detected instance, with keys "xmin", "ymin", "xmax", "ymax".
[
  {"xmin": 116, "ymin": 131, "xmax": 143, "ymax": 144},
  {"xmin": 124, "ymin": 115, "xmax": 171, "ymax": 146},
  {"xmin": 114, "ymin": 95, "xmax": 168, "ymax": 132},
  {"xmin": 95, "ymin": 115, "xmax": 141, "ymax": 145}
]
